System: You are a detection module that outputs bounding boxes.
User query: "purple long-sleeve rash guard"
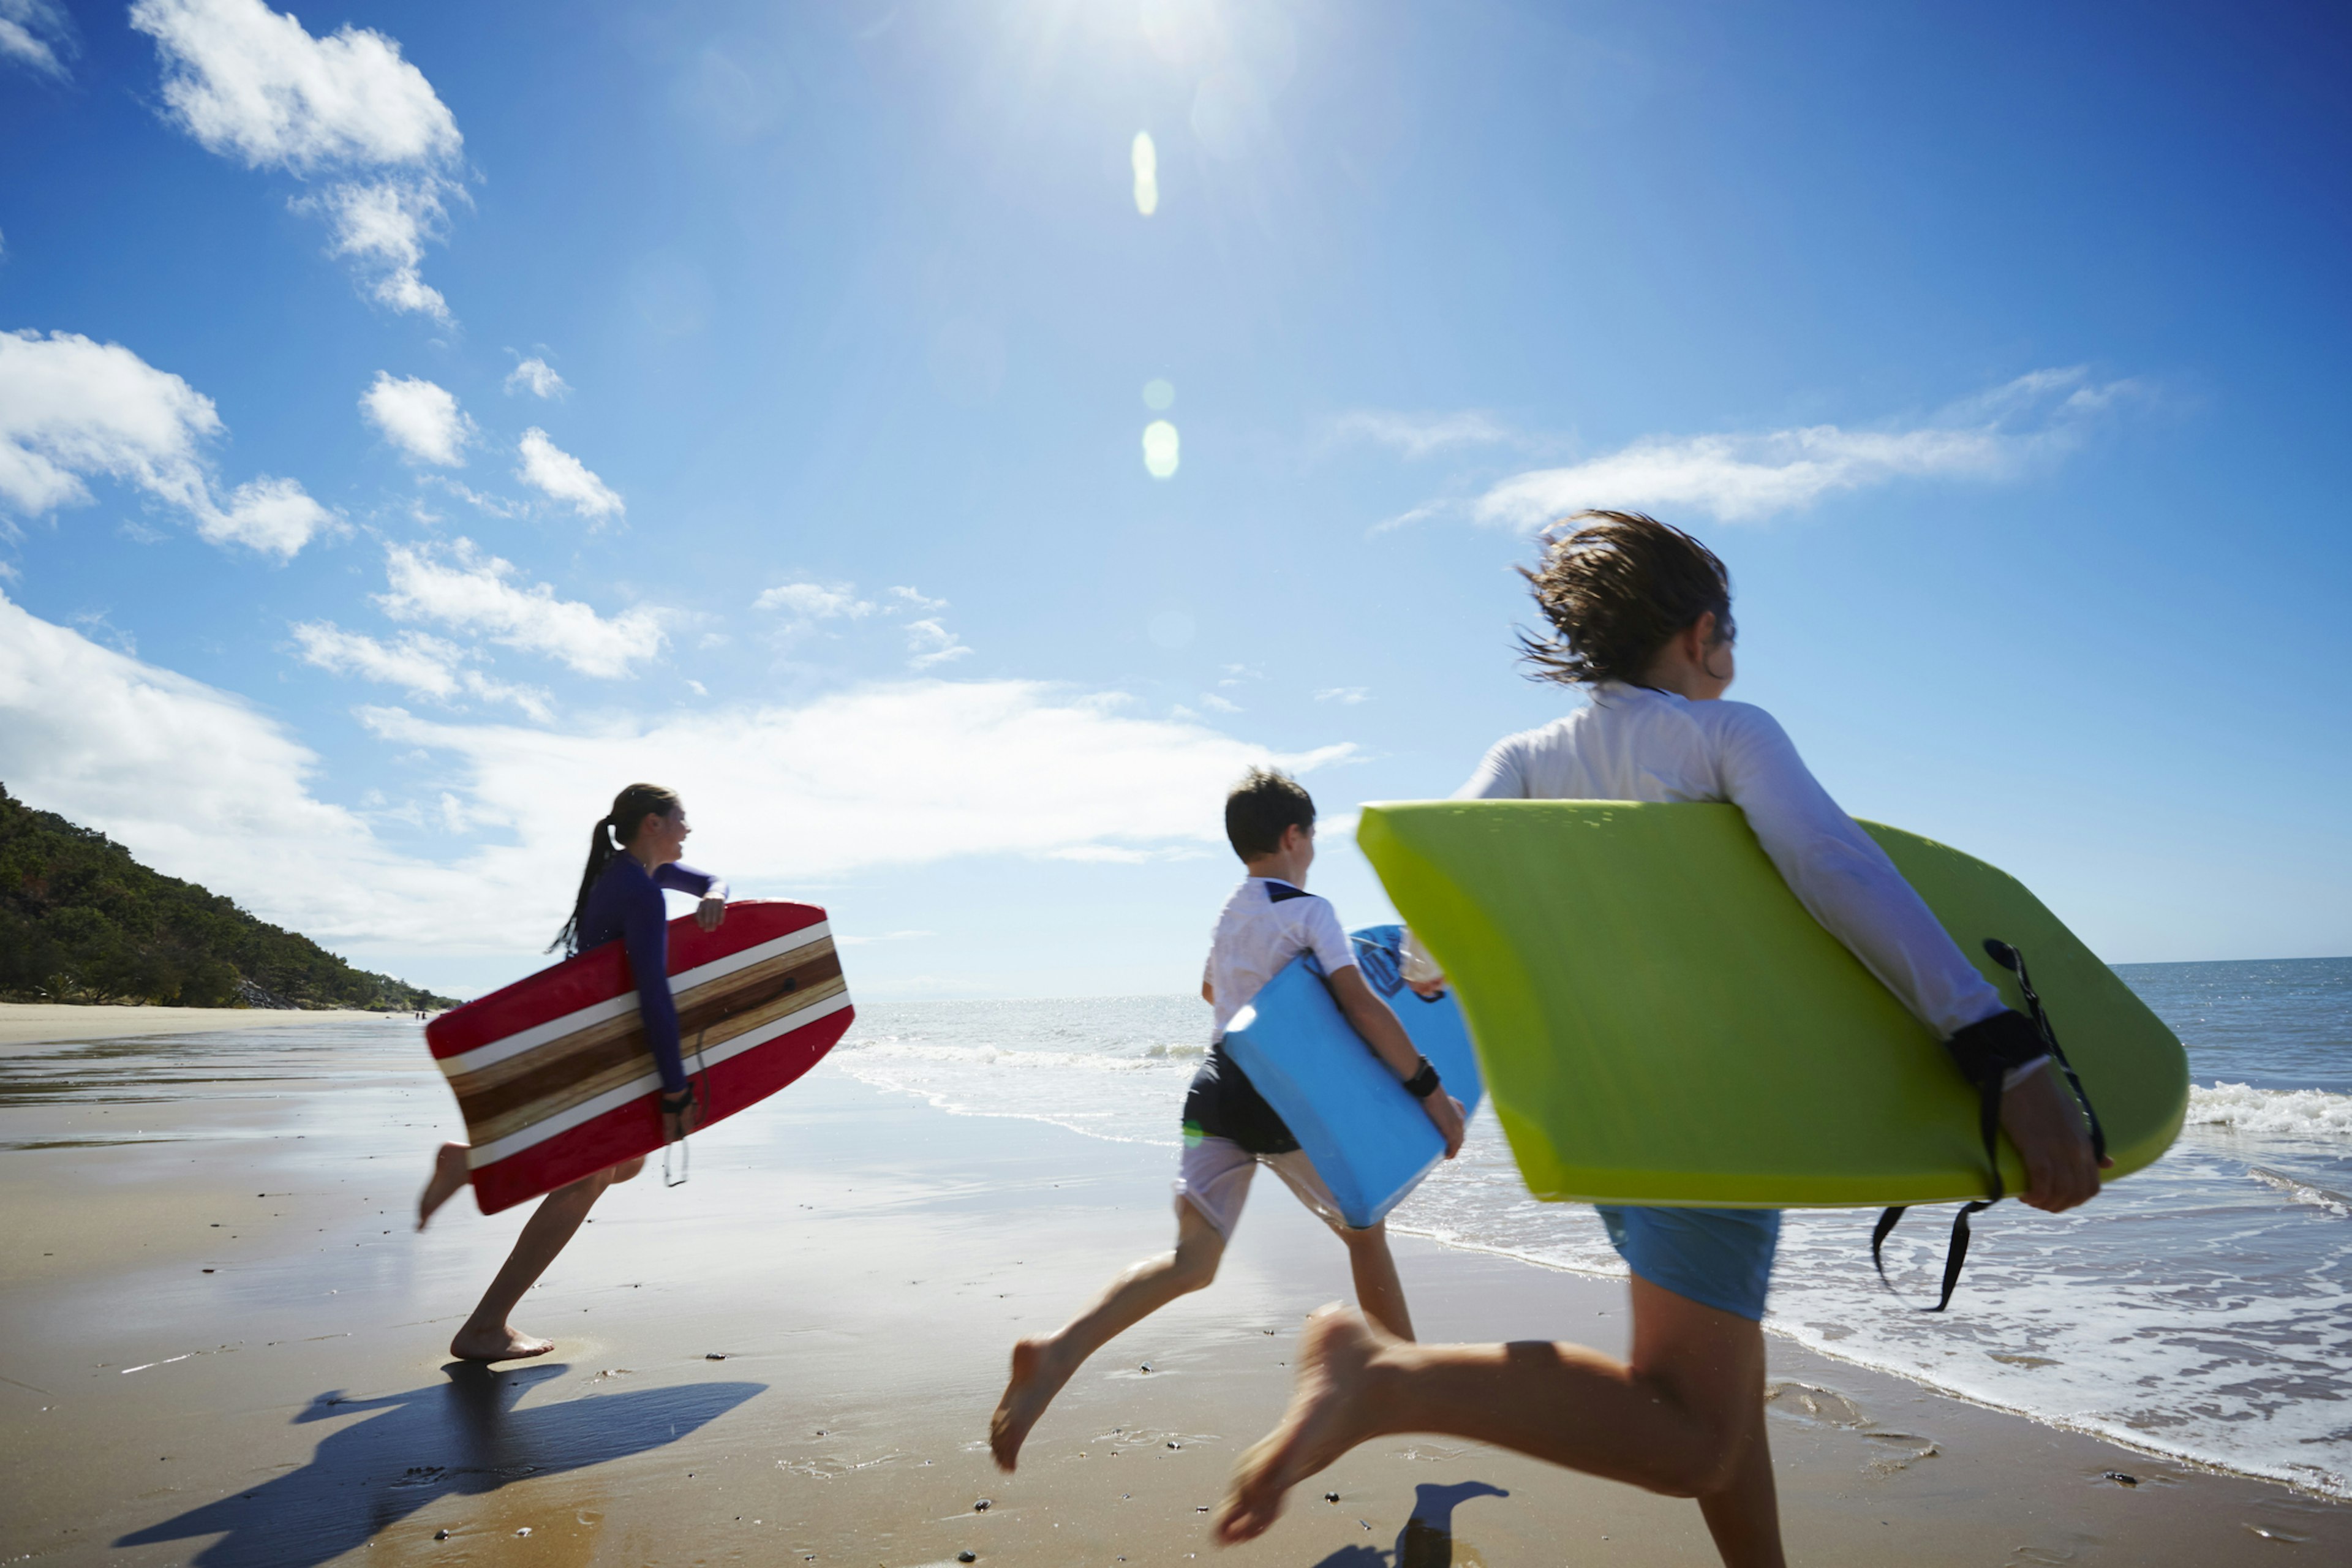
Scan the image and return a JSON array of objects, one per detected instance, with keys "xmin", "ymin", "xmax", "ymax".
[{"xmin": 579, "ymin": 856, "xmax": 721, "ymax": 1094}]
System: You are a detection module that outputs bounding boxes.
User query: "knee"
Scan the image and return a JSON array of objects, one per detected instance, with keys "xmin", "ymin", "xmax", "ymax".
[
  {"xmin": 1167, "ymin": 1243, "xmax": 1222, "ymax": 1294},
  {"xmin": 609, "ymin": 1156, "xmax": 646, "ymax": 1184},
  {"xmin": 1649, "ymin": 1431, "xmax": 1746, "ymax": 1499}
]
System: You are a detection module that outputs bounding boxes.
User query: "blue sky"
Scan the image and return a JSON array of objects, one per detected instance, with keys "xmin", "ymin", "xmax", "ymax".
[{"xmin": 2, "ymin": 0, "xmax": 2346, "ymax": 1000}]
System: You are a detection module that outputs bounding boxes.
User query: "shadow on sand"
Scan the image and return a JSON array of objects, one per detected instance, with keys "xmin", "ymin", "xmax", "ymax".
[
  {"xmin": 115, "ymin": 1362, "xmax": 763, "ymax": 1567},
  {"xmin": 1312, "ymin": 1479, "xmax": 1512, "ymax": 1568}
]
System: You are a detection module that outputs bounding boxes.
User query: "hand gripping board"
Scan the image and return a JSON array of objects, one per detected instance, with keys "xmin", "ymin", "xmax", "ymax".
[
  {"xmin": 1221, "ymin": 924, "xmax": 1486, "ymax": 1228},
  {"xmin": 425, "ymin": 900, "xmax": 852, "ymax": 1213},
  {"xmin": 1357, "ymin": 801, "xmax": 2185, "ymax": 1208}
]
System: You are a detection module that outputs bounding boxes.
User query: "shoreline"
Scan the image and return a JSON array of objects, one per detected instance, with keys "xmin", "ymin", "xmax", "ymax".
[
  {"xmin": 0, "ymin": 1001, "xmax": 412, "ymax": 1052},
  {"xmin": 1395, "ymin": 1220, "xmax": 2348, "ymax": 1504},
  {"xmin": 1, "ymin": 1018, "xmax": 2343, "ymax": 1564}
]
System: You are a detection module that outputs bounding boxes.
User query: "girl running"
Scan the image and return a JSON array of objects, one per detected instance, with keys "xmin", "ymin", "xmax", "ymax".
[{"xmin": 417, "ymin": 783, "xmax": 727, "ymax": 1362}]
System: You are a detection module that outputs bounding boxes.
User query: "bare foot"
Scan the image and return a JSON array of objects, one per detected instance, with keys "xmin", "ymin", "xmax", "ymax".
[
  {"xmin": 418, "ymin": 1143, "xmax": 469, "ymax": 1231},
  {"xmin": 448, "ymin": 1322, "xmax": 556, "ymax": 1362},
  {"xmin": 1214, "ymin": 1305, "xmax": 1390, "ymax": 1546},
  {"xmin": 989, "ymin": 1336, "xmax": 1075, "ymax": 1472}
]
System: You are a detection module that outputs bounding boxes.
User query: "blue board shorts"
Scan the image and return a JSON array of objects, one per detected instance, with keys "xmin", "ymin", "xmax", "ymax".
[{"xmin": 1596, "ymin": 1205, "xmax": 1781, "ymax": 1322}]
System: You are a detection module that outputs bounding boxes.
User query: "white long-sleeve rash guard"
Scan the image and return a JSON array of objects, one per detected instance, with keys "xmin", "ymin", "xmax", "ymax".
[{"xmin": 1441, "ymin": 682, "xmax": 2016, "ymax": 1052}]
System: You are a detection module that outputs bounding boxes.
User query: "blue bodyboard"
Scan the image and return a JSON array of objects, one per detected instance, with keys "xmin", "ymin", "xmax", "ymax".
[{"xmin": 1221, "ymin": 924, "xmax": 1485, "ymax": 1228}]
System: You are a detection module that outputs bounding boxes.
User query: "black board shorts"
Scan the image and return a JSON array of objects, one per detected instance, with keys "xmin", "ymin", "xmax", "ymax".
[{"xmin": 1182, "ymin": 1043, "xmax": 1300, "ymax": 1156}]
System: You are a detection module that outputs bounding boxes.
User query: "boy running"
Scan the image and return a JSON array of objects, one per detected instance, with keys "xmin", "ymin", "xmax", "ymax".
[{"xmin": 989, "ymin": 767, "xmax": 1468, "ymax": 1471}]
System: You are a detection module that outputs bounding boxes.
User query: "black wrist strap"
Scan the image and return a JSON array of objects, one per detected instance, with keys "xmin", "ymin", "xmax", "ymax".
[
  {"xmin": 1403, "ymin": 1056, "xmax": 1441, "ymax": 1100},
  {"xmin": 1871, "ymin": 947, "xmax": 2107, "ymax": 1313}
]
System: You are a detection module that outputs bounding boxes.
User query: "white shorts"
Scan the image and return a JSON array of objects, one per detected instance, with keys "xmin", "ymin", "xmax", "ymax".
[{"xmin": 1175, "ymin": 1134, "xmax": 1354, "ymax": 1238}]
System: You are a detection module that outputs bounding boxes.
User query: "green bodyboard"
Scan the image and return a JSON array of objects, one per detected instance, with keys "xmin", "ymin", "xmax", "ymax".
[{"xmin": 1358, "ymin": 801, "xmax": 2187, "ymax": 1208}]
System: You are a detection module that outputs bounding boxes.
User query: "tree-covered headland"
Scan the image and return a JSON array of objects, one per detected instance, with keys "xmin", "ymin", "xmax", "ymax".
[{"xmin": 0, "ymin": 784, "xmax": 456, "ymax": 1011}]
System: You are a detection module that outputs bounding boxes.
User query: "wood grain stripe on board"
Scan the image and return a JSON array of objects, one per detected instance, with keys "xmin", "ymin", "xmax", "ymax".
[
  {"xmin": 452, "ymin": 946, "xmax": 843, "ymax": 1134},
  {"xmin": 459, "ymin": 974, "xmax": 848, "ymax": 1148}
]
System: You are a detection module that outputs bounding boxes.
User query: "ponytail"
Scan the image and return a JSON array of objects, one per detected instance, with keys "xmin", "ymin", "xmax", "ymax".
[{"xmin": 551, "ymin": 783, "xmax": 682, "ymax": 955}]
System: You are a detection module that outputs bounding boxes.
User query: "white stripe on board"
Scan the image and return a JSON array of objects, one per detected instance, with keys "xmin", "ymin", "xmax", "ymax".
[
  {"xmin": 438, "ymin": 922, "xmax": 832, "ymax": 1079},
  {"xmin": 466, "ymin": 988, "xmax": 854, "ymax": 1169}
]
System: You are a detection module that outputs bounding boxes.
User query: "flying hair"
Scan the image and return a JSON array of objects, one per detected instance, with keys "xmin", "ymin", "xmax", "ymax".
[{"xmin": 1515, "ymin": 510, "xmax": 1734, "ymax": 688}]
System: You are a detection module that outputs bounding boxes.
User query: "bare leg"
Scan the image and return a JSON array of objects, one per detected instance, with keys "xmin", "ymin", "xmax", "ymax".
[
  {"xmin": 1216, "ymin": 1276, "xmax": 1782, "ymax": 1568},
  {"xmin": 448, "ymin": 1156, "xmax": 645, "ymax": 1362},
  {"xmin": 989, "ymin": 1200, "xmax": 1226, "ymax": 1471},
  {"xmin": 418, "ymin": 1142, "xmax": 470, "ymax": 1231},
  {"xmin": 1337, "ymin": 1221, "xmax": 1414, "ymax": 1342}
]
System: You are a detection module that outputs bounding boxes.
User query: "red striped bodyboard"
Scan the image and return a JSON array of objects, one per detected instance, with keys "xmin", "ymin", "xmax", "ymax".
[{"xmin": 424, "ymin": 900, "xmax": 852, "ymax": 1213}]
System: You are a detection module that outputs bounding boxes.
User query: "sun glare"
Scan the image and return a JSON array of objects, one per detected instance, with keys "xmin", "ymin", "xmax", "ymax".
[
  {"xmin": 1131, "ymin": 131, "xmax": 1159, "ymax": 216},
  {"xmin": 1142, "ymin": 420, "xmax": 1180, "ymax": 479},
  {"xmin": 1142, "ymin": 378, "xmax": 1174, "ymax": 410}
]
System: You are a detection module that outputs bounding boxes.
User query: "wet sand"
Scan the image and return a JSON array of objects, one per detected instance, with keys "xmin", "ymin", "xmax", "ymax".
[
  {"xmin": 0, "ymin": 1020, "xmax": 2343, "ymax": 1567},
  {"xmin": 0, "ymin": 1003, "xmax": 401, "ymax": 1053}
]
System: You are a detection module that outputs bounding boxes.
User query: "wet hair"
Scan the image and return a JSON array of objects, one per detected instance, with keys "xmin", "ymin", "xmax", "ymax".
[
  {"xmin": 551, "ymin": 783, "xmax": 682, "ymax": 955},
  {"xmin": 1515, "ymin": 510, "xmax": 1734, "ymax": 688},
  {"xmin": 1225, "ymin": 767, "xmax": 1316, "ymax": 861}
]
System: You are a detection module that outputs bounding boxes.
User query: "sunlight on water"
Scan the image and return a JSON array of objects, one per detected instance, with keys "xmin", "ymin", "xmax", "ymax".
[
  {"xmin": 1142, "ymin": 419, "xmax": 1180, "ymax": 478},
  {"xmin": 1131, "ymin": 131, "xmax": 1159, "ymax": 215}
]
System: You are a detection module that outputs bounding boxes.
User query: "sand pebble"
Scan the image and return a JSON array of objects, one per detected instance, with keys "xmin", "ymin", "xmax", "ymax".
[
  {"xmin": 2105, "ymin": 1471, "xmax": 2139, "ymax": 1487},
  {"xmin": 1325, "ymin": 1492, "xmax": 1340, "ymax": 1503},
  {"xmin": 1167, "ymin": 1441, "xmax": 1180, "ymax": 1449},
  {"xmin": 958, "ymin": 1553, "xmax": 976, "ymax": 1562},
  {"xmin": 706, "ymin": 1352, "xmax": 728, "ymax": 1360},
  {"xmin": 974, "ymin": 1499, "xmax": 990, "ymax": 1511},
  {"xmin": 434, "ymin": 1528, "xmax": 450, "ymax": 1539},
  {"xmin": 514, "ymin": 1527, "xmax": 531, "ymax": 1537},
  {"xmin": 1139, "ymin": 1362, "xmax": 1152, "ymax": 1372}
]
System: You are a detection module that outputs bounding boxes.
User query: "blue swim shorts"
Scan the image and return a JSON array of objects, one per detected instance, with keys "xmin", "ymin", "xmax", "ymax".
[{"xmin": 1596, "ymin": 1205, "xmax": 1781, "ymax": 1322}]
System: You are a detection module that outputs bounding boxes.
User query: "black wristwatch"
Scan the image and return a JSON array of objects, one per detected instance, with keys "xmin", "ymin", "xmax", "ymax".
[
  {"xmin": 660, "ymin": 1087, "xmax": 696, "ymax": 1115},
  {"xmin": 1403, "ymin": 1056, "xmax": 1442, "ymax": 1100}
]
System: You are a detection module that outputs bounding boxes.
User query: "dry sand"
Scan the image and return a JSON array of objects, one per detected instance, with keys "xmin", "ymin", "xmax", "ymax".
[
  {"xmin": 0, "ymin": 1018, "xmax": 2342, "ymax": 1566},
  {"xmin": 0, "ymin": 1003, "xmax": 404, "ymax": 1053}
]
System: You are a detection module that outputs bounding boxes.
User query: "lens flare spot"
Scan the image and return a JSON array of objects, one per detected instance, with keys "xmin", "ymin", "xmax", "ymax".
[
  {"xmin": 1142, "ymin": 379, "xmax": 1175, "ymax": 411},
  {"xmin": 1132, "ymin": 132, "xmax": 1159, "ymax": 216},
  {"xmin": 1142, "ymin": 420, "xmax": 1180, "ymax": 479}
]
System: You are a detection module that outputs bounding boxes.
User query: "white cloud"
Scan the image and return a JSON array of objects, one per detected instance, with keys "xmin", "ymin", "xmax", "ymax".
[
  {"xmin": 202, "ymin": 475, "xmax": 334, "ymax": 556},
  {"xmin": 515, "ymin": 428, "xmax": 623, "ymax": 519},
  {"xmin": 905, "ymin": 617, "xmax": 972, "ymax": 670},
  {"xmin": 130, "ymin": 0, "xmax": 459, "ymax": 171},
  {"xmin": 0, "ymin": 329, "xmax": 332, "ymax": 557},
  {"xmin": 0, "ymin": 0, "xmax": 72, "ymax": 78},
  {"xmin": 0, "ymin": 589, "xmax": 1357, "ymax": 954},
  {"xmin": 1333, "ymin": 410, "xmax": 1513, "ymax": 459},
  {"xmin": 304, "ymin": 178, "xmax": 453, "ymax": 321},
  {"xmin": 1314, "ymin": 687, "xmax": 1370, "ymax": 705},
  {"xmin": 377, "ymin": 538, "xmax": 665, "ymax": 677},
  {"xmin": 890, "ymin": 584, "xmax": 946, "ymax": 612},
  {"xmin": 1197, "ymin": 691, "xmax": 1242, "ymax": 713},
  {"xmin": 130, "ymin": 0, "xmax": 464, "ymax": 318},
  {"xmin": 360, "ymin": 371, "xmax": 472, "ymax": 466},
  {"xmin": 1470, "ymin": 369, "xmax": 2136, "ymax": 529},
  {"xmin": 753, "ymin": 581, "xmax": 875, "ymax": 620},
  {"xmin": 505, "ymin": 356, "xmax": 568, "ymax": 399},
  {"xmin": 292, "ymin": 618, "xmax": 551, "ymax": 719},
  {"xmin": 293, "ymin": 619, "xmax": 462, "ymax": 696}
]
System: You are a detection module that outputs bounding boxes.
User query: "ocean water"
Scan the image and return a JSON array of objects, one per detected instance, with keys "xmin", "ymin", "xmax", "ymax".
[{"xmin": 835, "ymin": 957, "xmax": 2352, "ymax": 1498}]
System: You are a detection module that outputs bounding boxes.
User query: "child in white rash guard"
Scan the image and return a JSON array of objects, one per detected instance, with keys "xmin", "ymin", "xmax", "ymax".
[
  {"xmin": 984, "ymin": 767, "xmax": 1466, "ymax": 1474},
  {"xmin": 1217, "ymin": 513, "xmax": 2106, "ymax": 1568}
]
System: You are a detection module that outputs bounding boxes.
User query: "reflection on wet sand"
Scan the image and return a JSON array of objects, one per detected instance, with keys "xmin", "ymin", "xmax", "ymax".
[{"xmin": 114, "ymin": 1364, "xmax": 762, "ymax": 1567}]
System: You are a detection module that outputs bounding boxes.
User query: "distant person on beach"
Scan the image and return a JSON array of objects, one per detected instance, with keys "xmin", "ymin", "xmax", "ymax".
[
  {"xmin": 1214, "ymin": 514, "xmax": 2107, "ymax": 1566},
  {"xmin": 988, "ymin": 767, "xmax": 1468, "ymax": 1470},
  {"xmin": 417, "ymin": 782, "xmax": 727, "ymax": 1362}
]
